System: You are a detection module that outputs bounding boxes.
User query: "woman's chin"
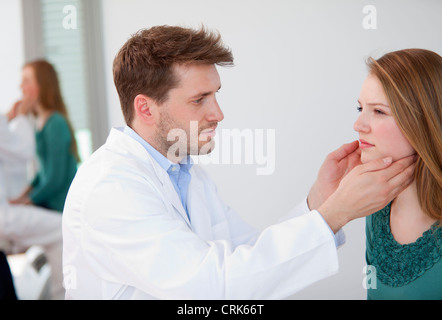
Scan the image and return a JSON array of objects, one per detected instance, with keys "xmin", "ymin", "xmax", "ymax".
[{"xmin": 360, "ymin": 151, "xmax": 381, "ymax": 164}]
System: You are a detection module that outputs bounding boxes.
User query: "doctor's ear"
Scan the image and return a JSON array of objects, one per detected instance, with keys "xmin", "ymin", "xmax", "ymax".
[{"xmin": 133, "ymin": 94, "xmax": 158, "ymax": 125}]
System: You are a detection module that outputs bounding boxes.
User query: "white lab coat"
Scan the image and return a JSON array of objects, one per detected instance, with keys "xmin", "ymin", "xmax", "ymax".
[
  {"xmin": 0, "ymin": 115, "xmax": 35, "ymax": 199},
  {"xmin": 0, "ymin": 114, "xmax": 63, "ymax": 299},
  {"xmin": 62, "ymin": 128, "xmax": 342, "ymax": 300}
]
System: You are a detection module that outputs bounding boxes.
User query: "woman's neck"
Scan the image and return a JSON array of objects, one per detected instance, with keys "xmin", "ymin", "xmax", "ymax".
[
  {"xmin": 35, "ymin": 104, "xmax": 53, "ymax": 130},
  {"xmin": 390, "ymin": 181, "xmax": 437, "ymax": 244}
]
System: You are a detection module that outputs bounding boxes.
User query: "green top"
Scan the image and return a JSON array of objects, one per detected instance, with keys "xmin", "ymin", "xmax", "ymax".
[
  {"xmin": 30, "ymin": 112, "xmax": 78, "ymax": 212},
  {"xmin": 365, "ymin": 203, "xmax": 442, "ymax": 300}
]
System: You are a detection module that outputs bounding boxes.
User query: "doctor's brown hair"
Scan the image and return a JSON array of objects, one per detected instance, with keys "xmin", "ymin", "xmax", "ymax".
[
  {"xmin": 367, "ymin": 49, "xmax": 442, "ymax": 222},
  {"xmin": 113, "ymin": 25, "xmax": 234, "ymax": 125}
]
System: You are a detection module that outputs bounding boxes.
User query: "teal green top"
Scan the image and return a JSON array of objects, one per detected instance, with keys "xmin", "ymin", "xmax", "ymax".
[
  {"xmin": 365, "ymin": 203, "xmax": 442, "ymax": 300},
  {"xmin": 30, "ymin": 112, "xmax": 78, "ymax": 212}
]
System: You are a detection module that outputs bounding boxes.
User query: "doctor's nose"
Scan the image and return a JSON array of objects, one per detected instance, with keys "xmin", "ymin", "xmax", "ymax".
[{"xmin": 206, "ymin": 99, "xmax": 224, "ymax": 123}]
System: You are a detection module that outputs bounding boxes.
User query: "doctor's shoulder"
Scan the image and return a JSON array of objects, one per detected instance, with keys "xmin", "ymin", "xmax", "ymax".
[
  {"xmin": 64, "ymin": 140, "xmax": 165, "ymax": 221},
  {"xmin": 72, "ymin": 138, "xmax": 159, "ymax": 191}
]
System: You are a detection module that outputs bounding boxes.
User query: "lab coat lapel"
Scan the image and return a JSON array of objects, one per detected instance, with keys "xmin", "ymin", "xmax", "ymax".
[
  {"xmin": 187, "ymin": 171, "xmax": 212, "ymax": 240},
  {"xmin": 108, "ymin": 129, "xmax": 192, "ymax": 228},
  {"xmin": 146, "ymin": 156, "xmax": 191, "ymax": 228},
  {"xmin": 160, "ymin": 170, "xmax": 192, "ymax": 227}
]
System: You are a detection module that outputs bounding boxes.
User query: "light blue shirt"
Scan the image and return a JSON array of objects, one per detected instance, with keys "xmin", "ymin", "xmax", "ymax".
[{"xmin": 124, "ymin": 126, "xmax": 193, "ymax": 220}]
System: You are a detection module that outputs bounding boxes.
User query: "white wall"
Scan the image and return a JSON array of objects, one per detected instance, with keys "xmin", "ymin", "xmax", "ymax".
[
  {"xmin": 0, "ymin": 0, "xmax": 24, "ymax": 113},
  {"xmin": 100, "ymin": 0, "xmax": 442, "ymax": 299}
]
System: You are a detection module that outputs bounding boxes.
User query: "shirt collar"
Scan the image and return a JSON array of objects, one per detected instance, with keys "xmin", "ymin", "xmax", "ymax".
[{"xmin": 123, "ymin": 126, "xmax": 193, "ymax": 173}]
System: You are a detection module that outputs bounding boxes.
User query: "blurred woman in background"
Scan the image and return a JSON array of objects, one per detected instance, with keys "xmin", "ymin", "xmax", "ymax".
[
  {"xmin": 10, "ymin": 60, "xmax": 79, "ymax": 213},
  {"xmin": 1, "ymin": 60, "xmax": 78, "ymax": 299}
]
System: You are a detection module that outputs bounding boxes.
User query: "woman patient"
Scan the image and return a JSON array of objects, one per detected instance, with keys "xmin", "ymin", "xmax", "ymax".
[{"xmin": 355, "ymin": 48, "xmax": 441, "ymax": 299}]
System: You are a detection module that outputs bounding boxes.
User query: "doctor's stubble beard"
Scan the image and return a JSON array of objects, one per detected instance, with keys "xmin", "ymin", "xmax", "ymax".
[{"xmin": 154, "ymin": 108, "xmax": 216, "ymax": 160}]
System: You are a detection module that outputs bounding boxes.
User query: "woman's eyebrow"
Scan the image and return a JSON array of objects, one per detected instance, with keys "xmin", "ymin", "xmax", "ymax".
[{"xmin": 357, "ymin": 100, "xmax": 390, "ymax": 108}]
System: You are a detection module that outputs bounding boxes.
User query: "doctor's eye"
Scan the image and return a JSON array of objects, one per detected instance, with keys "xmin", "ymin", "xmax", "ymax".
[{"xmin": 356, "ymin": 106, "xmax": 363, "ymax": 112}]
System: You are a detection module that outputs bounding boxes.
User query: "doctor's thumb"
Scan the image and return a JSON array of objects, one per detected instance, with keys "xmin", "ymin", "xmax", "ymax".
[{"xmin": 359, "ymin": 157, "xmax": 393, "ymax": 173}]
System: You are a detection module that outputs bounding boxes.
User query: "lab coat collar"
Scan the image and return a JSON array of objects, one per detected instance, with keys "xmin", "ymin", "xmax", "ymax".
[
  {"xmin": 186, "ymin": 170, "xmax": 212, "ymax": 240},
  {"xmin": 106, "ymin": 128, "xmax": 192, "ymax": 227}
]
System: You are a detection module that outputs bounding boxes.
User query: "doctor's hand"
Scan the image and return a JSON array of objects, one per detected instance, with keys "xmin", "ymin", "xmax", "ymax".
[
  {"xmin": 307, "ymin": 141, "xmax": 361, "ymax": 211},
  {"xmin": 318, "ymin": 154, "xmax": 416, "ymax": 233}
]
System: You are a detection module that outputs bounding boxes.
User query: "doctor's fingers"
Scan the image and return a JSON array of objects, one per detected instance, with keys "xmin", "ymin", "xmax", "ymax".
[
  {"xmin": 361, "ymin": 161, "xmax": 416, "ymax": 214},
  {"xmin": 357, "ymin": 154, "xmax": 416, "ymax": 177},
  {"xmin": 374, "ymin": 155, "xmax": 417, "ymax": 182},
  {"xmin": 352, "ymin": 155, "xmax": 416, "ymax": 202},
  {"xmin": 385, "ymin": 161, "xmax": 416, "ymax": 197},
  {"xmin": 327, "ymin": 140, "xmax": 360, "ymax": 162},
  {"xmin": 385, "ymin": 155, "xmax": 417, "ymax": 181},
  {"xmin": 344, "ymin": 148, "xmax": 362, "ymax": 172}
]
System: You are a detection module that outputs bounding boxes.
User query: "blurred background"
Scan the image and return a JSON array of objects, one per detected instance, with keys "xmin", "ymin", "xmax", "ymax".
[{"xmin": 1, "ymin": 0, "xmax": 441, "ymax": 299}]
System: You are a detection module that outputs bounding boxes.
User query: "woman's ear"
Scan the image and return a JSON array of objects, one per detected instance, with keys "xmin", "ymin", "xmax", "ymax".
[{"xmin": 133, "ymin": 94, "xmax": 157, "ymax": 125}]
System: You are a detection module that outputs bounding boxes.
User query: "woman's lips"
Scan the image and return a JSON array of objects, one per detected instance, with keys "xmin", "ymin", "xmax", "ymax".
[{"xmin": 359, "ymin": 139, "xmax": 375, "ymax": 149}]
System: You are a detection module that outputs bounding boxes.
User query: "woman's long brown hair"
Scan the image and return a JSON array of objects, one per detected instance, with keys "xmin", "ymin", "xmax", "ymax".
[
  {"xmin": 368, "ymin": 49, "xmax": 441, "ymax": 222},
  {"xmin": 25, "ymin": 59, "xmax": 80, "ymax": 162}
]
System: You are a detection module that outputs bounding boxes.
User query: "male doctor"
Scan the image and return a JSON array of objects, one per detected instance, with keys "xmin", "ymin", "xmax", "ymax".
[{"xmin": 62, "ymin": 26, "xmax": 416, "ymax": 299}]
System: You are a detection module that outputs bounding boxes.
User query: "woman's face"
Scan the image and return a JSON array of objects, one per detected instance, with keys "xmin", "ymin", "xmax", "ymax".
[
  {"xmin": 354, "ymin": 74, "xmax": 416, "ymax": 164},
  {"xmin": 20, "ymin": 66, "xmax": 39, "ymax": 109}
]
